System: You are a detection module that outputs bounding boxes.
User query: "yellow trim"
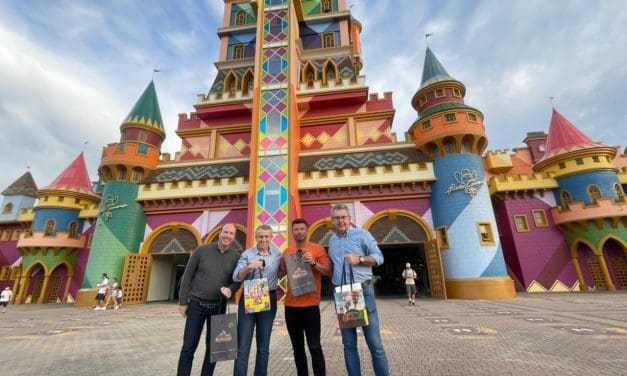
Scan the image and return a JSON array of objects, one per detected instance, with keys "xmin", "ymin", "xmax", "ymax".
[
  {"xmin": 514, "ymin": 215, "xmax": 530, "ymax": 232},
  {"xmin": 435, "ymin": 226, "xmax": 450, "ymax": 249},
  {"xmin": 477, "ymin": 222, "xmax": 495, "ymax": 245},
  {"xmin": 362, "ymin": 209, "xmax": 434, "ymax": 241},
  {"xmin": 569, "ymin": 237, "xmax": 597, "ymax": 257},
  {"xmin": 140, "ymin": 222, "xmax": 202, "ymax": 255},
  {"xmin": 531, "ymin": 209, "xmax": 549, "ymax": 227},
  {"xmin": 598, "ymin": 234, "xmax": 627, "ymax": 252},
  {"xmin": 445, "ymin": 277, "xmax": 516, "ymax": 299},
  {"xmin": 23, "ymin": 261, "xmax": 50, "ymax": 277},
  {"xmin": 442, "ymin": 112, "xmax": 457, "ymax": 123},
  {"xmin": 203, "ymin": 223, "xmax": 247, "ymax": 244},
  {"xmin": 306, "ymin": 216, "xmax": 334, "ymax": 243}
]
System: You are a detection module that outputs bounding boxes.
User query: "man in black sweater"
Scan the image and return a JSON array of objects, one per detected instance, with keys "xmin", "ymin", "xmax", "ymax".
[{"xmin": 177, "ymin": 223, "xmax": 241, "ymax": 376}]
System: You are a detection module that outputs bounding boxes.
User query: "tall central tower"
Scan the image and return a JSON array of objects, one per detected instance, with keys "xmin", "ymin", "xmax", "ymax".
[{"xmin": 247, "ymin": 0, "xmax": 301, "ymax": 250}]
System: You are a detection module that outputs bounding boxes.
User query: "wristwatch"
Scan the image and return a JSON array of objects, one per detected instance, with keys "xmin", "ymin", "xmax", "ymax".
[
  {"xmin": 359, "ymin": 256, "xmax": 365, "ymax": 264},
  {"xmin": 311, "ymin": 260, "xmax": 317, "ymax": 267}
]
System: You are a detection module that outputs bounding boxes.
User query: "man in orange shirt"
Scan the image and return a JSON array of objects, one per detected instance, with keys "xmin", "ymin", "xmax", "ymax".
[{"xmin": 281, "ymin": 218, "xmax": 331, "ymax": 376}]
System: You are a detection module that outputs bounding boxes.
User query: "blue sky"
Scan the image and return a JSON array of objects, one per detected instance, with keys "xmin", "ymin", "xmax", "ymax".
[{"xmin": 0, "ymin": 0, "xmax": 625, "ymax": 192}]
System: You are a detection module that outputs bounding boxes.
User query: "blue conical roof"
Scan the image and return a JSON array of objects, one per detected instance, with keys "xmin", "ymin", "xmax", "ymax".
[{"xmin": 420, "ymin": 47, "xmax": 453, "ymax": 88}]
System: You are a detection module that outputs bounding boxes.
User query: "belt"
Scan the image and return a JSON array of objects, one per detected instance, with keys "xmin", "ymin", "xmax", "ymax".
[{"xmin": 189, "ymin": 297, "xmax": 221, "ymax": 305}]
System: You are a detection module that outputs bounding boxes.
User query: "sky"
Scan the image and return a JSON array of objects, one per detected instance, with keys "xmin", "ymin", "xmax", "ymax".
[{"xmin": 0, "ymin": 0, "xmax": 625, "ymax": 193}]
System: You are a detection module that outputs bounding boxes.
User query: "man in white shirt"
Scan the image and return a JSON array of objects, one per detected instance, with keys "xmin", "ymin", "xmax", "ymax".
[
  {"xmin": 1, "ymin": 286, "xmax": 13, "ymax": 313},
  {"xmin": 402, "ymin": 263, "xmax": 417, "ymax": 305}
]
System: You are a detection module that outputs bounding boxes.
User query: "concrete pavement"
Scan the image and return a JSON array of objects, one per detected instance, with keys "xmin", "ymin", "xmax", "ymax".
[{"xmin": 0, "ymin": 292, "xmax": 625, "ymax": 375}]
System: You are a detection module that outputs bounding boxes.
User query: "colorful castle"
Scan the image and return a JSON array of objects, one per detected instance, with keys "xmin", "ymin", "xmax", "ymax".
[{"xmin": 0, "ymin": 0, "xmax": 625, "ymax": 306}]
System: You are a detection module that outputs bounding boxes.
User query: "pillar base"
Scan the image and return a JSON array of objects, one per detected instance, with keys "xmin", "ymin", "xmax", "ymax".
[
  {"xmin": 445, "ymin": 277, "xmax": 516, "ymax": 299},
  {"xmin": 74, "ymin": 288, "xmax": 98, "ymax": 308}
]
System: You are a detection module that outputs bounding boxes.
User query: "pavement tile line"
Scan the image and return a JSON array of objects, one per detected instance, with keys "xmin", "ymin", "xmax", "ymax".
[{"xmin": 0, "ymin": 293, "xmax": 625, "ymax": 375}]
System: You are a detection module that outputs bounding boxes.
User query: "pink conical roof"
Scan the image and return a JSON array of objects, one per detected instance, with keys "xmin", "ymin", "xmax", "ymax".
[
  {"xmin": 541, "ymin": 108, "xmax": 600, "ymax": 161},
  {"xmin": 41, "ymin": 152, "xmax": 95, "ymax": 195}
]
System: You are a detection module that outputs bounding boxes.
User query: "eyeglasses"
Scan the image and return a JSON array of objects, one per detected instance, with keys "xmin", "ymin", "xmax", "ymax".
[{"xmin": 333, "ymin": 215, "xmax": 350, "ymax": 221}]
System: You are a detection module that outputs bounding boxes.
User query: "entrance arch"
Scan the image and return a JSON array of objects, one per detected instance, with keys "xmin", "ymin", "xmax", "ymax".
[
  {"xmin": 600, "ymin": 236, "xmax": 627, "ymax": 289},
  {"xmin": 363, "ymin": 210, "xmax": 434, "ymax": 295},
  {"xmin": 137, "ymin": 223, "xmax": 202, "ymax": 303},
  {"xmin": 48, "ymin": 262, "xmax": 73, "ymax": 303},
  {"xmin": 204, "ymin": 224, "xmax": 247, "ymax": 251}
]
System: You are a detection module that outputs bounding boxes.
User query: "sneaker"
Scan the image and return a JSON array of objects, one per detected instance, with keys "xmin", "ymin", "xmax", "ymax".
[
  {"xmin": 411, "ymin": 301, "xmax": 416, "ymax": 306},
  {"xmin": 408, "ymin": 300, "xmax": 412, "ymax": 306},
  {"xmin": 114, "ymin": 306, "xmax": 119, "ymax": 310}
]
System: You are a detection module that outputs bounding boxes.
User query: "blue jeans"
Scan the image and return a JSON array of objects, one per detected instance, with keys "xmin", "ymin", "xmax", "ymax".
[
  {"xmin": 233, "ymin": 292, "xmax": 277, "ymax": 376},
  {"xmin": 177, "ymin": 299, "xmax": 225, "ymax": 376},
  {"xmin": 340, "ymin": 284, "xmax": 389, "ymax": 376}
]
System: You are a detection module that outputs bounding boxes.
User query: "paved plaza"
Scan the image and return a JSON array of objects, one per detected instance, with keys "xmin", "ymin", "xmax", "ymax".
[{"xmin": 0, "ymin": 292, "xmax": 625, "ymax": 375}]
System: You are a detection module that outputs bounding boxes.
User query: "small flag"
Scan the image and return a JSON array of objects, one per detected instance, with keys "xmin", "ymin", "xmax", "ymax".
[
  {"xmin": 154, "ymin": 68, "xmax": 160, "ymax": 72},
  {"xmin": 425, "ymin": 33, "xmax": 433, "ymax": 37}
]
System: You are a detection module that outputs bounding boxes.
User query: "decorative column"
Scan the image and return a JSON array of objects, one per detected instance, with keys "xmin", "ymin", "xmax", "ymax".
[
  {"xmin": 247, "ymin": 0, "xmax": 298, "ymax": 253},
  {"xmin": 597, "ymin": 254, "xmax": 616, "ymax": 291},
  {"xmin": 570, "ymin": 256, "xmax": 588, "ymax": 291},
  {"xmin": 37, "ymin": 274, "xmax": 51, "ymax": 304}
]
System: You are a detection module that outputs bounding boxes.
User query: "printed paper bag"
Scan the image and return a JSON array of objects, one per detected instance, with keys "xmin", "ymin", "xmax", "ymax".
[
  {"xmin": 285, "ymin": 252, "xmax": 316, "ymax": 297},
  {"xmin": 209, "ymin": 312, "xmax": 238, "ymax": 363},
  {"xmin": 243, "ymin": 277, "xmax": 271, "ymax": 313},
  {"xmin": 333, "ymin": 283, "xmax": 369, "ymax": 329}
]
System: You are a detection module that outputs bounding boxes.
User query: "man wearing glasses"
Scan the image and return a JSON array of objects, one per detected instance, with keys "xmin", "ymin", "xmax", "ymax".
[{"xmin": 328, "ymin": 204, "xmax": 389, "ymax": 376}]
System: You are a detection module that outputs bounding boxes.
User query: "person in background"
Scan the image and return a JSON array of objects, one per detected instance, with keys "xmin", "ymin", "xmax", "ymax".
[
  {"xmin": 402, "ymin": 263, "xmax": 417, "ymax": 306},
  {"xmin": 1, "ymin": 286, "xmax": 13, "ymax": 313},
  {"xmin": 281, "ymin": 218, "xmax": 331, "ymax": 376},
  {"xmin": 104, "ymin": 277, "xmax": 120, "ymax": 309},
  {"xmin": 232, "ymin": 224, "xmax": 282, "ymax": 376},
  {"xmin": 328, "ymin": 203, "xmax": 389, "ymax": 376},
  {"xmin": 94, "ymin": 273, "xmax": 109, "ymax": 311},
  {"xmin": 177, "ymin": 223, "xmax": 241, "ymax": 376}
]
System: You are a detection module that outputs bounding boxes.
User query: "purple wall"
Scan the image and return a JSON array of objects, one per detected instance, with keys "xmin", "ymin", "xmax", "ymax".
[{"xmin": 495, "ymin": 194, "xmax": 576, "ymax": 290}]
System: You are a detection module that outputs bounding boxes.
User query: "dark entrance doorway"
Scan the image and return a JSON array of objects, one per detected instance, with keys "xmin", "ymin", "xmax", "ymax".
[{"xmin": 376, "ymin": 243, "xmax": 430, "ymax": 296}]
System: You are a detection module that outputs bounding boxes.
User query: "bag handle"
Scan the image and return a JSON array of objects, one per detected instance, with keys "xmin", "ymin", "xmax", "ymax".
[{"xmin": 340, "ymin": 260, "xmax": 356, "ymax": 292}]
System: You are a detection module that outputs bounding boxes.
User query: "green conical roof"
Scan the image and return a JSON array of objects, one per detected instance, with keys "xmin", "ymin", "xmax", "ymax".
[
  {"xmin": 122, "ymin": 80, "xmax": 164, "ymax": 133},
  {"xmin": 420, "ymin": 47, "xmax": 454, "ymax": 88}
]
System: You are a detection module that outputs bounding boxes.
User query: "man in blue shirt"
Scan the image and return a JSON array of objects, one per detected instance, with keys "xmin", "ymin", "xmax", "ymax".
[{"xmin": 328, "ymin": 203, "xmax": 389, "ymax": 376}]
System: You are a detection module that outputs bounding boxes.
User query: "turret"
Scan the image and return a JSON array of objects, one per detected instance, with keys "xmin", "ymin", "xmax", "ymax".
[
  {"xmin": 0, "ymin": 172, "xmax": 38, "ymax": 223},
  {"xmin": 77, "ymin": 81, "xmax": 165, "ymax": 306},
  {"xmin": 15, "ymin": 153, "xmax": 99, "ymax": 304},
  {"xmin": 412, "ymin": 47, "xmax": 515, "ymax": 299},
  {"xmin": 534, "ymin": 107, "xmax": 625, "ymax": 291}
]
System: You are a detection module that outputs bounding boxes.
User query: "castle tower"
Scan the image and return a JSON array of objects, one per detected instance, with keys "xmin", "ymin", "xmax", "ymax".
[
  {"xmin": 16, "ymin": 153, "xmax": 100, "ymax": 303},
  {"xmin": 0, "ymin": 171, "xmax": 38, "ymax": 223},
  {"xmin": 409, "ymin": 47, "xmax": 515, "ymax": 298},
  {"xmin": 78, "ymin": 81, "xmax": 164, "ymax": 301},
  {"xmin": 534, "ymin": 108, "xmax": 626, "ymax": 290}
]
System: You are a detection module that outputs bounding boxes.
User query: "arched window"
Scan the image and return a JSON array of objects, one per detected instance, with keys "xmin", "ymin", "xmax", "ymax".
[
  {"xmin": 428, "ymin": 143, "xmax": 439, "ymax": 159},
  {"xmin": 302, "ymin": 63, "xmax": 316, "ymax": 87},
  {"xmin": 614, "ymin": 183, "xmax": 625, "ymax": 202},
  {"xmin": 235, "ymin": 10, "xmax": 246, "ymax": 26},
  {"xmin": 242, "ymin": 70, "xmax": 254, "ymax": 96},
  {"xmin": 322, "ymin": 61, "xmax": 337, "ymax": 85},
  {"xmin": 118, "ymin": 166, "xmax": 127, "ymax": 181},
  {"xmin": 68, "ymin": 221, "xmax": 79, "ymax": 238},
  {"xmin": 44, "ymin": 219, "xmax": 56, "ymax": 236},
  {"xmin": 443, "ymin": 137, "xmax": 456, "ymax": 155},
  {"xmin": 224, "ymin": 72, "xmax": 238, "ymax": 97},
  {"xmin": 560, "ymin": 190, "xmax": 572, "ymax": 208},
  {"xmin": 587, "ymin": 184, "xmax": 602, "ymax": 204},
  {"xmin": 461, "ymin": 136, "xmax": 473, "ymax": 153},
  {"xmin": 2, "ymin": 203, "xmax": 13, "ymax": 214},
  {"xmin": 131, "ymin": 168, "xmax": 143, "ymax": 183}
]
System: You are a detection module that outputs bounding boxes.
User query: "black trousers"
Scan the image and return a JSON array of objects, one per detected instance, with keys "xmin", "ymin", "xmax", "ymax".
[{"xmin": 285, "ymin": 305, "xmax": 326, "ymax": 376}]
